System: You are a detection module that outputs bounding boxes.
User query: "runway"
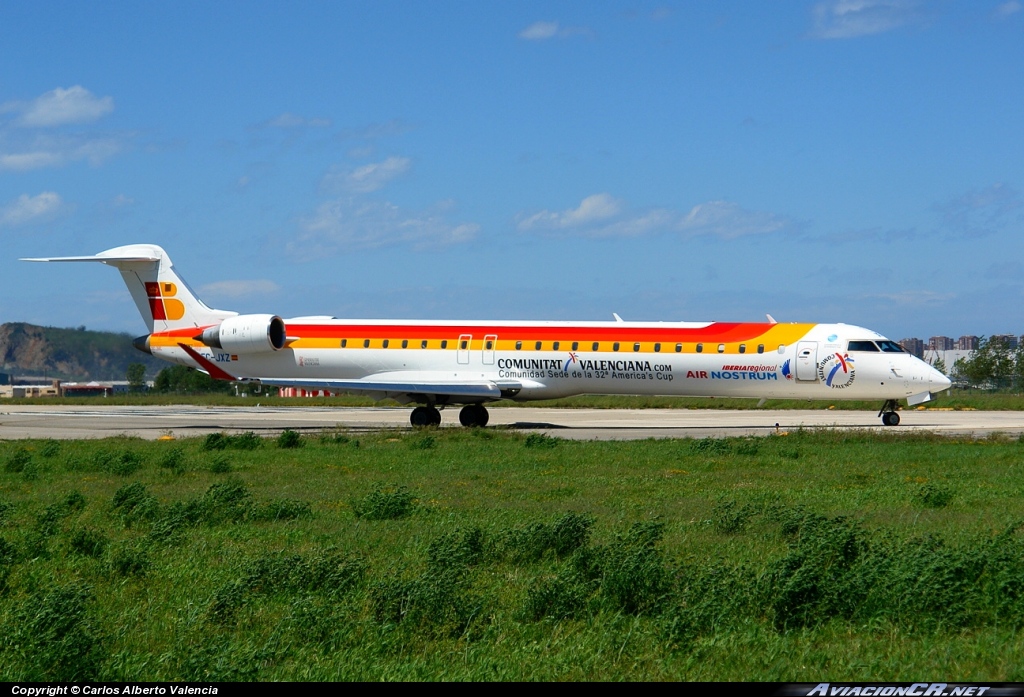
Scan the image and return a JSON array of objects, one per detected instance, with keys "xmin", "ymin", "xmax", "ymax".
[{"xmin": 1, "ymin": 404, "xmax": 1023, "ymax": 440}]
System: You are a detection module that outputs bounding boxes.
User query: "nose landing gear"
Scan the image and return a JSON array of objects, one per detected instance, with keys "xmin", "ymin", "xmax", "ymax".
[{"xmin": 878, "ymin": 399, "xmax": 901, "ymax": 426}]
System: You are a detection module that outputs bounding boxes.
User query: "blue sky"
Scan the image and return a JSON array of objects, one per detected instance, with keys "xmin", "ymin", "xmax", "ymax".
[{"xmin": 1, "ymin": 1, "xmax": 1022, "ymax": 340}]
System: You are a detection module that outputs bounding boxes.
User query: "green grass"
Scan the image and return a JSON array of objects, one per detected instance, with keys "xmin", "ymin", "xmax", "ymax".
[
  {"xmin": 3, "ymin": 429, "xmax": 1024, "ymax": 680},
  {"xmin": 9, "ymin": 387, "xmax": 1024, "ymax": 410}
]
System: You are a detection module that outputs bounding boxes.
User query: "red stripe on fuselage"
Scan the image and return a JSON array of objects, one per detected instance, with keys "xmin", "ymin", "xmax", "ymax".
[{"xmin": 285, "ymin": 322, "xmax": 772, "ymax": 343}]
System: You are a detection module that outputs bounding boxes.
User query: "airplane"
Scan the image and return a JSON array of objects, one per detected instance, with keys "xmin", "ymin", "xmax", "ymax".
[{"xmin": 23, "ymin": 244, "xmax": 951, "ymax": 428}]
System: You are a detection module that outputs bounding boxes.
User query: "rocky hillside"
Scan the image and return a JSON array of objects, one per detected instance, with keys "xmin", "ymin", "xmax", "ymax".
[{"xmin": 0, "ymin": 323, "xmax": 165, "ymax": 381}]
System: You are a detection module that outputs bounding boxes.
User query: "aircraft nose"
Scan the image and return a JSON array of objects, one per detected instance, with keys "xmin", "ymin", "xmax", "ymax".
[{"xmin": 929, "ymin": 366, "xmax": 952, "ymax": 392}]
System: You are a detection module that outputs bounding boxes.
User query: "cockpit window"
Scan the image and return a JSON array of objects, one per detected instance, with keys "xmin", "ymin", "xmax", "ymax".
[
  {"xmin": 877, "ymin": 340, "xmax": 905, "ymax": 353},
  {"xmin": 847, "ymin": 340, "xmax": 880, "ymax": 352}
]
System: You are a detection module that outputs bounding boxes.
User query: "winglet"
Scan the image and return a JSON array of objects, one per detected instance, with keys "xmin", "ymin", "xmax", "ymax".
[{"xmin": 178, "ymin": 343, "xmax": 238, "ymax": 381}]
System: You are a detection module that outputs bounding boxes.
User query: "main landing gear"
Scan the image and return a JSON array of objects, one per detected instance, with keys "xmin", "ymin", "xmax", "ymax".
[
  {"xmin": 410, "ymin": 405, "xmax": 442, "ymax": 427},
  {"xmin": 458, "ymin": 404, "xmax": 489, "ymax": 428},
  {"xmin": 878, "ymin": 399, "xmax": 901, "ymax": 427},
  {"xmin": 409, "ymin": 404, "xmax": 491, "ymax": 428}
]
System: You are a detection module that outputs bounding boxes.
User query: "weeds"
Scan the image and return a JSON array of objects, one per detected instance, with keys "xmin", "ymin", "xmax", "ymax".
[
  {"xmin": 4, "ymin": 448, "xmax": 31, "ymax": 473},
  {"xmin": 277, "ymin": 430, "xmax": 302, "ymax": 449},
  {"xmin": 159, "ymin": 448, "xmax": 187, "ymax": 474},
  {"xmin": 69, "ymin": 528, "xmax": 109, "ymax": 558},
  {"xmin": 4, "ymin": 583, "xmax": 103, "ymax": 681},
  {"xmin": 916, "ymin": 483, "xmax": 954, "ymax": 509},
  {"xmin": 352, "ymin": 485, "xmax": 417, "ymax": 521},
  {"xmin": 524, "ymin": 433, "xmax": 559, "ymax": 449}
]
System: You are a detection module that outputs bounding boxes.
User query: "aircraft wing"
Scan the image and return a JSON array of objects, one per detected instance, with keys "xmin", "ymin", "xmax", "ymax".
[{"xmin": 178, "ymin": 342, "xmax": 522, "ymax": 401}]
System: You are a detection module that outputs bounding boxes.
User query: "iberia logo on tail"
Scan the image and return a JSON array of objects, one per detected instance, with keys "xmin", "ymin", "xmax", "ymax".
[{"xmin": 145, "ymin": 282, "xmax": 185, "ymax": 321}]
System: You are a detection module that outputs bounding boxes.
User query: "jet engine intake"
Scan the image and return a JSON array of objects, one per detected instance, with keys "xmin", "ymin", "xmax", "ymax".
[{"xmin": 195, "ymin": 314, "xmax": 286, "ymax": 354}]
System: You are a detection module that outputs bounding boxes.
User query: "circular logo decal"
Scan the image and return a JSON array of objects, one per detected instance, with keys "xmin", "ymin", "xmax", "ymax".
[{"xmin": 818, "ymin": 352, "xmax": 856, "ymax": 389}]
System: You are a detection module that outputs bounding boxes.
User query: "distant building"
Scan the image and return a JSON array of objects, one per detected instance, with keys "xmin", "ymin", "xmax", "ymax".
[
  {"xmin": 957, "ymin": 335, "xmax": 979, "ymax": 351},
  {"xmin": 899, "ymin": 338, "xmax": 924, "ymax": 359},
  {"xmin": 927, "ymin": 336, "xmax": 955, "ymax": 351},
  {"xmin": 991, "ymin": 334, "xmax": 1019, "ymax": 350}
]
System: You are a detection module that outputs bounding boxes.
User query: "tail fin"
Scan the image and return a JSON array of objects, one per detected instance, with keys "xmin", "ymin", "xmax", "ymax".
[{"xmin": 22, "ymin": 244, "xmax": 236, "ymax": 332}]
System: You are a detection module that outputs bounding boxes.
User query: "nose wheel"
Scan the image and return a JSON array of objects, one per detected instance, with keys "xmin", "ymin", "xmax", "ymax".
[
  {"xmin": 459, "ymin": 404, "xmax": 489, "ymax": 427},
  {"xmin": 878, "ymin": 399, "xmax": 900, "ymax": 426},
  {"xmin": 410, "ymin": 405, "xmax": 442, "ymax": 427}
]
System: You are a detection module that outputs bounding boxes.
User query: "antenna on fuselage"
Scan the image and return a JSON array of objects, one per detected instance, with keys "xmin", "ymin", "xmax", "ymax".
[
  {"xmin": 613, "ymin": 313, "xmax": 624, "ymax": 322},
  {"xmin": 766, "ymin": 314, "xmax": 778, "ymax": 324}
]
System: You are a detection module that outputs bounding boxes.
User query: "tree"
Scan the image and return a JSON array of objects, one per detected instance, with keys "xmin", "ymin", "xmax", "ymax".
[
  {"xmin": 126, "ymin": 363, "xmax": 146, "ymax": 392},
  {"xmin": 931, "ymin": 356, "xmax": 947, "ymax": 376},
  {"xmin": 153, "ymin": 365, "xmax": 233, "ymax": 394},
  {"xmin": 956, "ymin": 336, "xmax": 1015, "ymax": 390}
]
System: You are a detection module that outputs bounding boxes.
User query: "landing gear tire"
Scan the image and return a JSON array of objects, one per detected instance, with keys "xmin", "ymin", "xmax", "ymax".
[
  {"xmin": 411, "ymin": 406, "xmax": 441, "ymax": 427},
  {"xmin": 878, "ymin": 399, "xmax": 901, "ymax": 426},
  {"xmin": 459, "ymin": 404, "xmax": 489, "ymax": 428},
  {"xmin": 882, "ymin": 411, "xmax": 901, "ymax": 427}
]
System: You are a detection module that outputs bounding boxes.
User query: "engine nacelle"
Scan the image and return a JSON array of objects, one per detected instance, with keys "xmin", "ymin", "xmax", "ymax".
[{"xmin": 195, "ymin": 314, "xmax": 286, "ymax": 354}]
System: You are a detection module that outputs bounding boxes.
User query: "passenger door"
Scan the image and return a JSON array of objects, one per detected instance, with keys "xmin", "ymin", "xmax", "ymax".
[
  {"xmin": 482, "ymin": 334, "xmax": 497, "ymax": 365},
  {"xmin": 796, "ymin": 341, "xmax": 818, "ymax": 381},
  {"xmin": 457, "ymin": 334, "xmax": 472, "ymax": 365}
]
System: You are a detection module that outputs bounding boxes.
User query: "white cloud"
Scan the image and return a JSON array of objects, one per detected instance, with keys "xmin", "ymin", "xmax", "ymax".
[
  {"xmin": 809, "ymin": 0, "xmax": 923, "ymax": 39},
  {"xmin": 290, "ymin": 197, "xmax": 478, "ymax": 257},
  {"xmin": 519, "ymin": 194, "xmax": 793, "ymax": 239},
  {"xmin": 934, "ymin": 183, "xmax": 1022, "ymax": 237},
  {"xmin": 518, "ymin": 193, "xmax": 622, "ymax": 230},
  {"xmin": 14, "ymin": 86, "xmax": 114, "ymax": 127},
  {"xmin": 678, "ymin": 200, "xmax": 789, "ymax": 238},
  {"xmin": 0, "ymin": 133, "xmax": 125, "ymax": 171},
  {"xmin": 519, "ymin": 21, "xmax": 560, "ymax": 39},
  {"xmin": 322, "ymin": 156, "xmax": 412, "ymax": 193},
  {"xmin": 0, "ymin": 192, "xmax": 65, "ymax": 227},
  {"xmin": 199, "ymin": 280, "xmax": 280, "ymax": 299},
  {"xmin": 518, "ymin": 20, "xmax": 593, "ymax": 40},
  {"xmin": 994, "ymin": 1, "xmax": 1022, "ymax": 18}
]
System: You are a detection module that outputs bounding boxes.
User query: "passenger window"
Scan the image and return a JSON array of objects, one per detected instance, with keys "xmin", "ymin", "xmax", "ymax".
[
  {"xmin": 485, "ymin": 340, "xmax": 493, "ymax": 350},
  {"xmin": 401, "ymin": 339, "xmax": 408, "ymax": 348},
  {"xmin": 718, "ymin": 344, "xmax": 725, "ymax": 353},
  {"xmin": 460, "ymin": 340, "xmax": 468, "ymax": 350},
  {"xmin": 572, "ymin": 342, "xmax": 579, "ymax": 351},
  {"xmin": 592, "ymin": 342, "xmax": 599, "ymax": 351},
  {"xmin": 516, "ymin": 341, "xmax": 522, "ymax": 350},
  {"xmin": 696, "ymin": 343, "xmax": 703, "ymax": 353},
  {"xmin": 654, "ymin": 343, "xmax": 661, "ymax": 352},
  {"xmin": 363, "ymin": 339, "xmax": 370, "ymax": 348},
  {"xmin": 757, "ymin": 344, "xmax": 764, "ymax": 354},
  {"xmin": 739, "ymin": 344, "xmax": 746, "ymax": 354},
  {"xmin": 341, "ymin": 339, "xmax": 347, "ymax": 348},
  {"xmin": 633, "ymin": 343, "xmax": 641, "ymax": 352},
  {"xmin": 613, "ymin": 342, "xmax": 620, "ymax": 352},
  {"xmin": 778, "ymin": 344, "xmax": 785, "ymax": 354},
  {"xmin": 421, "ymin": 340, "xmax": 428, "ymax": 349},
  {"xmin": 553, "ymin": 341, "xmax": 560, "ymax": 350},
  {"xmin": 675, "ymin": 343, "xmax": 682, "ymax": 353},
  {"xmin": 441, "ymin": 340, "xmax": 448, "ymax": 349},
  {"xmin": 382, "ymin": 339, "xmax": 389, "ymax": 348},
  {"xmin": 535, "ymin": 341, "xmax": 542, "ymax": 350}
]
